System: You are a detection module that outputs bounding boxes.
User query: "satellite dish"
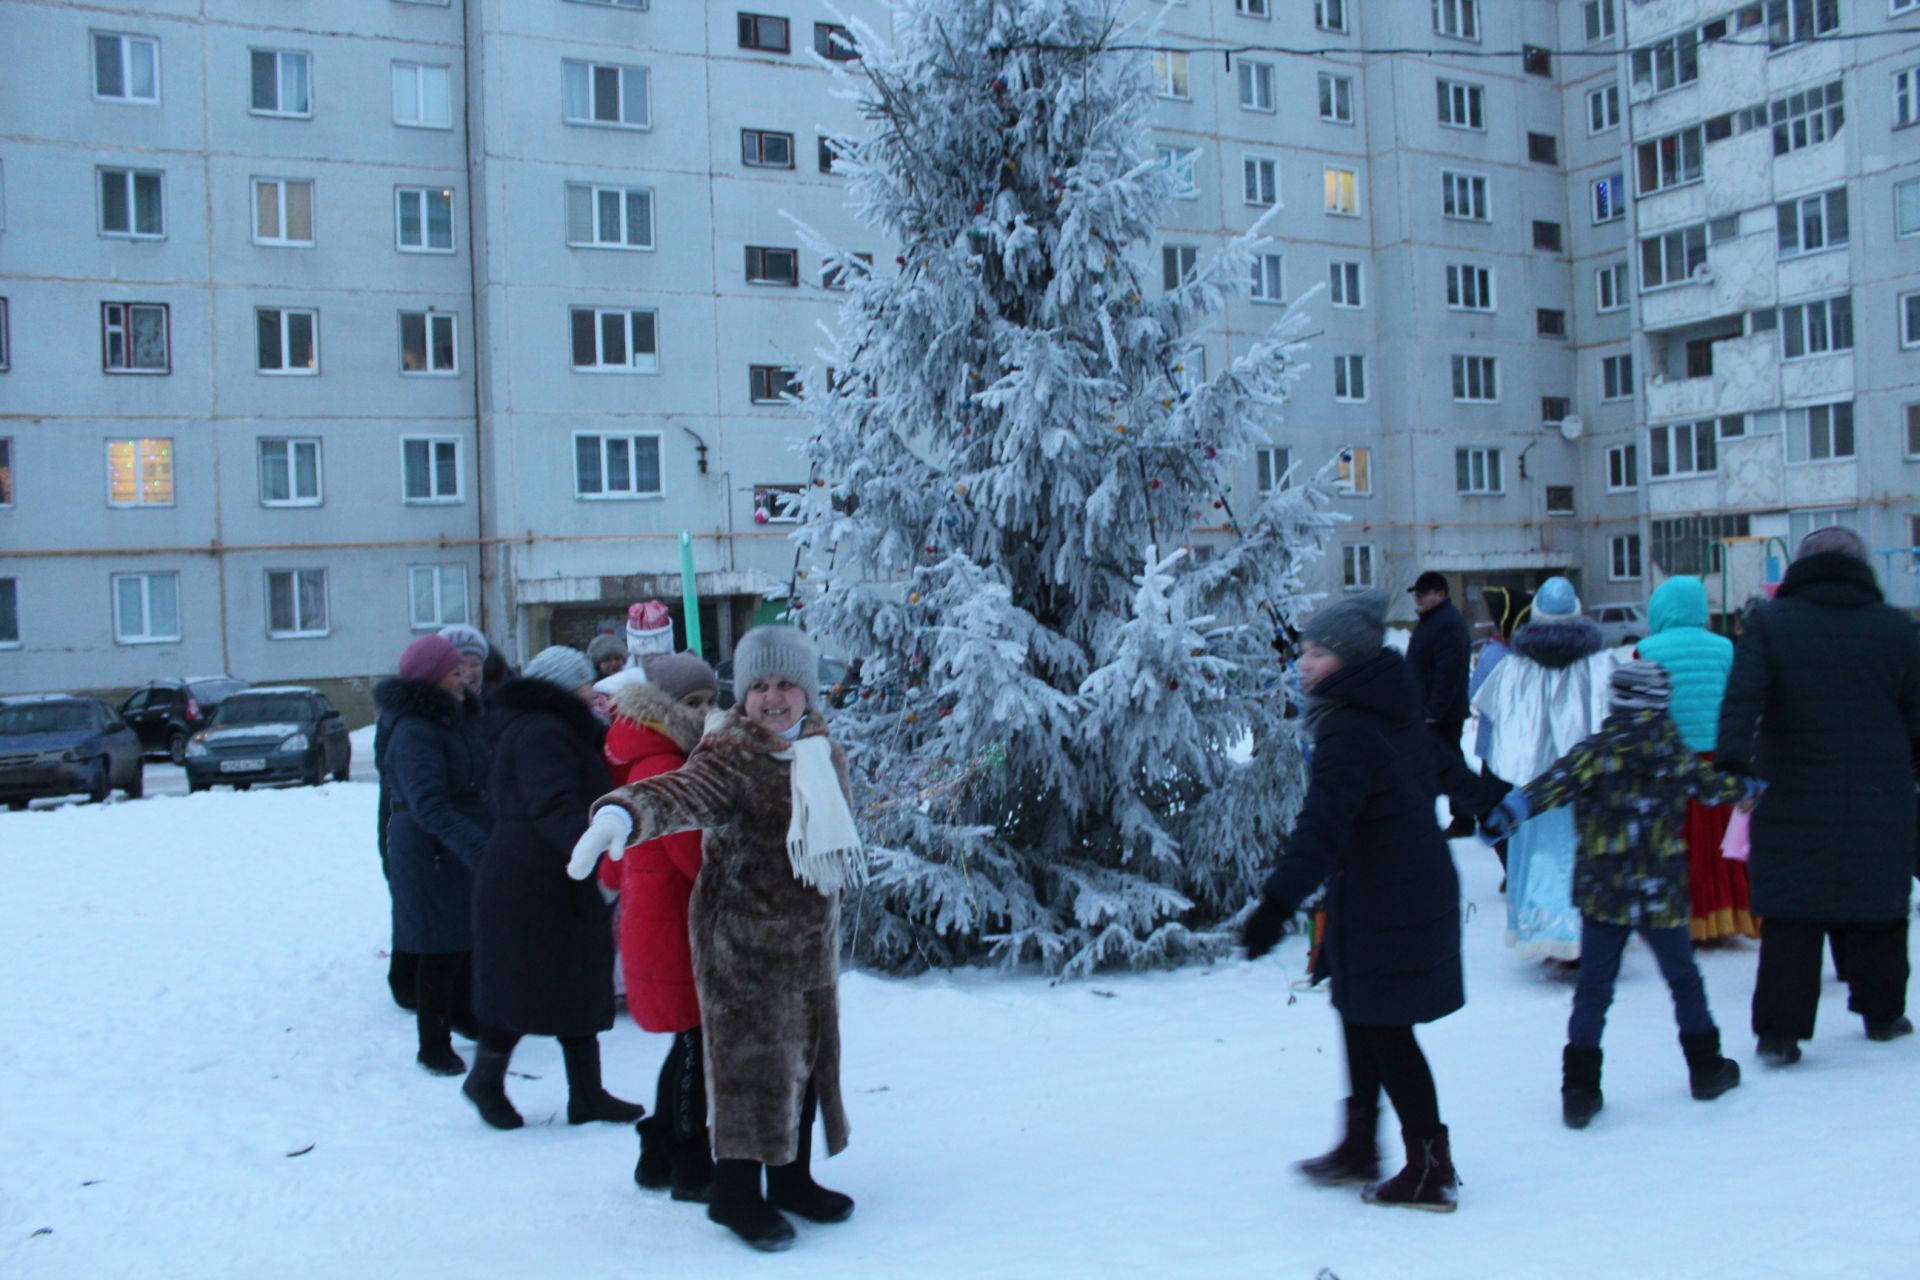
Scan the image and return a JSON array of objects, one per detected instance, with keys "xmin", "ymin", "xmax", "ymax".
[{"xmin": 1558, "ymin": 414, "xmax": 1585, "ymax": 442}]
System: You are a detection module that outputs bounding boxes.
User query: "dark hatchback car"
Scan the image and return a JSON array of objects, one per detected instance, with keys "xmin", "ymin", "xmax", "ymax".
[
  {"xmin": 120, "ymin": 676, "xmax": 251, "ymax": 764},
  {"xmin": 183, "ymin": 688, "xmax": 352, "ymax": 792},
  {"xmin": 0, "ymin": 696, "xmax": 145, "ymax": 809}
]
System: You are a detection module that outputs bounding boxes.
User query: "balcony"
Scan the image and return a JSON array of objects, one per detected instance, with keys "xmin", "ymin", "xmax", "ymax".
[
  {"xmin": 1705, "ymin": 130, "xmax": 1771, "ymax": 219},
  {"xmin": 1644, "ymin": 331, "xmax": 1779, "ymax": 422},
  {"xmin": 1697, "ymin": 37, "xmax": 1767, "ymax": 119},
  {"xmin": 1639, "ymin": 231, "xmax": 1776, "ymax": 331},
  {"xmin": 1780, "ymin": 351, "xmax": 1853, "ymax": 403}
]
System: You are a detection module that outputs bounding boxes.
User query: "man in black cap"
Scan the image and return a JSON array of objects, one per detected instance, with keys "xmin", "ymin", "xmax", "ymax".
[{"xmin": 1406, "ymin": 571, "xmax": 1475, "ymax": 836}]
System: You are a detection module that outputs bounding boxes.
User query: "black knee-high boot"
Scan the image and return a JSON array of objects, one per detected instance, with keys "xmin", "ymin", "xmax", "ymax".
[
  {"xmin": 668, "ymin": 1029, "xmax": 713, "ymax": 1201},
  {"xmin": 765, "ymin": 1083, "xmax": 853, "ymax": 1224},
  {"xmin": 635, "ymin": 1044, "xmax": 678, "ymax": 1190},
  {"xmin": 708, "ymin": 1159, "xmax": 795, "ymax": 1252},
  {"xmin": 413, "ymin": 953, "xmax": 465, "ymax": 1076},
  {"xmin": 561, "ymin": 1035, "xmax": 646, "ymax": 1125},
  {"xmin": 389, "ymin": 949, "xmax": 420, "ymax": 1011}
]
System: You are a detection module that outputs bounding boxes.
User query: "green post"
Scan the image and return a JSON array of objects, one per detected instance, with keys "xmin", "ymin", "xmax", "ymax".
[{"xmin": 678, "ymin": 531, "xmax": 704, "ymax": 656}]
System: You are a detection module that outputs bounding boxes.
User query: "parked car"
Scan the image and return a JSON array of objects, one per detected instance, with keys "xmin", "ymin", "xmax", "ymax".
[
  {"xmin": 0, "ymin": 695, "xmax": 145, "ymax": 809},
  {"xmin": 1589, "ymin": 602, "xmax": 1649, "ymax": 649},
  {"xmin": 714, "ymin": 654, "xmax": 850, "ymax": 710},
  {"xmin": 183, "ymin": 687, "xmax": 352, "ymax": 792},
  {"xmin": 120, "ymin": 676, "xmax": 250, "ymax": 765}
]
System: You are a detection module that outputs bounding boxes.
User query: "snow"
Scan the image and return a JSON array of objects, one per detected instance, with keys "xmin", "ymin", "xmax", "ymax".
[{"xmin": 3, "ymin": 785, "xmax": 1915, "ymax": 1278}]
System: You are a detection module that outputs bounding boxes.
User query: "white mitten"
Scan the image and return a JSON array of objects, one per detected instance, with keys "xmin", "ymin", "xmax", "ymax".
[{"xmin": 567, "ymin": 807, "xmax": 634, "ymax": 880}]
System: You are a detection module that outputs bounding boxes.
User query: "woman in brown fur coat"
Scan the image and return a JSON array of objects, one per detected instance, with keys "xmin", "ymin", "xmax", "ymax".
[{"xmin": 568, "ymin": 625, "xmax": 862, "ymax": 1253}]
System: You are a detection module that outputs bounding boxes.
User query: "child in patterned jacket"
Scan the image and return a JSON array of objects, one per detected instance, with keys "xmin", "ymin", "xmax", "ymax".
[{"xmin": 1482, "ymin": 660, "xmax": 1761, "ymax": 1129}]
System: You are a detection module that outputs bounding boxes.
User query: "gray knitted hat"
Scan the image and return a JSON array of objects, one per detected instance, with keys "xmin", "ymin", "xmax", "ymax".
[
  {"xmin": 643, "ymin": 651, "xmax": 719, "ymax": 702},
  {"xmin": 731, "ymin": 625, "xmax": 820, "ymax": 707},
  {"xmin": 1301, "ymin": 590, "xmax": 1388, "ymax": 663},
  {"xmin": 437, "ymin": 624, "xmax": 489, "ymax": 661},
  {"xmin": 1610, "ymin": 659, "xmax": 1672, "ymax": 711},
  {"xmin": 587, "ymin": 633, "xmax": 627, "ymax": 666},
  {"xmin": 522, "ymin": 645, "xmax": 596, "ymax": 692}
]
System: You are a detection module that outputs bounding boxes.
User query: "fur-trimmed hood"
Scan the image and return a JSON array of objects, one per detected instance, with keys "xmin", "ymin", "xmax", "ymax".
[
  {"xmin": 609, "ymin": 680, "xmax": 707, "ymax": 756},
  {"xmin": 490, "ymin": 675, "xmax": 606, "ymax": 746},
  {"xmin": 374, "ymin": 676, "xmax": 469, "ymax": 726},
  {"xmin": 1509, "ymin": 616, "xmax": 1605, "ymax": 669}
]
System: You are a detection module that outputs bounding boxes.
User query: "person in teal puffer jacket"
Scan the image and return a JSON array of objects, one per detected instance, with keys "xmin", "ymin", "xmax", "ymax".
[{"xmin": 1635, "ymin": 576, "xmax": 1758, "ymax": 941}]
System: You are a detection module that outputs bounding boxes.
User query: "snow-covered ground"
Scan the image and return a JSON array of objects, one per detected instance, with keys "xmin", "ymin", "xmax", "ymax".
[{"xmin": 3, "ymin": 782, "xmax": 1914, "ymax": 1279}]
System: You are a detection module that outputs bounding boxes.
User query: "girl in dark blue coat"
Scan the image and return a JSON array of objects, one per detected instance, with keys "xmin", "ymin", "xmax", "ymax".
[{"xmin": 1243, "ymin": 590, "xmax": 1464, "ymax": 1212}]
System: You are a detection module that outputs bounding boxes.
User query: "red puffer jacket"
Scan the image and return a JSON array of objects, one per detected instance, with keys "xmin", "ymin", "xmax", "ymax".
[{"xmin": 597, "ymin": 682, "xmax": 707, "ymax": 1033}]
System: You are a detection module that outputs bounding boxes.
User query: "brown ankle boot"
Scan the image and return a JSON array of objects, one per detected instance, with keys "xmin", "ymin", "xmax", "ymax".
[
  {"xmin": 1362, "ymin": 1125, "xmax": 1459, "ymax": 1212},
  {"xmin": 1295, "ymin": 1097, "xmax": 1381, "ymax": 1185}
]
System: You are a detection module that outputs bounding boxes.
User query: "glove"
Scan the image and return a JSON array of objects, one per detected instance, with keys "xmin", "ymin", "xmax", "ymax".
[
  {"xmin": 1240, "ymin": 896, "xmax": 1294, "ymax": 961},
  {"xmin": 1479, "ymin": 792, "xmax": 1531, "ymax": 842},
  {"xmin": 567, "ymin": 807, "xmax": 634, "ymax": 881}
]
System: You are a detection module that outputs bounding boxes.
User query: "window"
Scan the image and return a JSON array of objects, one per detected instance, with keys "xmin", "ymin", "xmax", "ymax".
[
  {"xmin": 101, "ymin": 303, "xmax": 169, "ymax": 373},
  {"xmin": 1906, "ymin": 403, "xmax": 1920, "ymax": 457},
  {"xmin": 821, "ymin": 252, "xmax": 872, "ymax": 291},
  {"xmin": 1781, "ymin": 295, "xmax": 1854, "ymax": 359},
  {"xmin": 1315, "ymin": 0, "xmax": 1349, "ymax": 34},
  {"xmin": 1242, "ymin": 156, "xmax": 1278, "ymax": 207},
  {"xmin": 1766, "ymin": 0, "xmax": 1839, "ymax": 47},
  {"xmin": 1157, "ymin": 146, "xmax": 1199, "ymax": 199},
  {"xmin": 114, "ymin": 572, "xmax": 179, "ymax": 643},
  {"xmin": 1329, "ymin": 261, "xmax": 1363, "ymax": 308},
  {"xmin": 753, "ymin": 484, "xmax": 803, "ymax": 524},
  {"xmin": 1587, "ymin": 84, "xmax": 1620, "ymax": 134},
  {"xmin": 749, "ymin": 364, "xmax": 800, "ymax": 403},
  {"xmin": 256, "ymin": 308, "xmax": 318, "ymax": 374},
  {"xmin": 1585, "ymin": 1, "xmax": 1616, "ymax": 42},
  {"xmin": 410, "ymin": 566, "xmax": 469, "ymax": 629},
  {"xmin": 1456, "ymin": 447, "xmax": 1503, "ymax": 494},
  {"xmin": 1162, "ymin": 244, "xmax": 1198, "ymax": 290},
  {"xmin": 1324, "ymin": 167, "xmax": 1357, "ymax": 216},
  {"xmin": 1153, "ymin": 51, "xmax": 1190, "ymax": 99},
  {"xmin": 1609, "ymin": 535, "xmax": 1642, "ymax": 581},
  {"xmin": 1787, "ymin": 402, "xmax": 1854, "ymax": 462},
  {"xmin": 1249, "ymin": 253, "xmax": 1285, "ymax": 303},
  {"xmin": 1757, "ymin": 80, "xmax": 1845, "ymax": 155},
  {"xmin": 1630, "ymin": 30, "xmax": 1699, "ymax": 97},
  {"xmin": 0, "ymin": 438, "xmax": 11, "ymax": 505},
  {"xmin": 259, "ymin": 438, "xmax": 321, "ymax": 506},
  {"xmin": 1650, "ymin": 419, "xmax": 1719, "ymax": 477},
  {"xmin": 570, "ymin": 306, "xmax": 658, "ymax": 372},
  {"xmin": 253, "ymin": 178, "xmax": 314, "ymax": 247},
  {"xmin": 0, "ymin": 577, "xmax": 14, "ymax": 647},
  {"xmin": 814, "ymin": 23, "xmax": 856, "ymax": 60},
  {"xmin": 1896, "ymin": 180, "xmax": 1919, "ymax": 238},
  {"xmin": 1436, "ymin": 79, "xmax": 1484, "ymax": 130},
  {"xmin": 267, "ymin": 569, "xmax": 328, "ymax": 638},
  {"xmin": 1527, "ymin": 133, "xmax": 1559, "ymax": 165},
  {"xmin": 1776, "ymin": 188, "xmax": 1848, "ymax": 257},
  {"xmin": 394, "ymin": 187, "xmax": 453, "ymax": 252},
  {"xmin": 1335, "ymin": 446, "xmax": 1371, "ymax": 494},
  {"xmin": 93, "ymin": 32, "xmax": 159, "ymax": 103},
  {"xmin": 562, "ymin": 60, "xmax": 649, "ymax": 128},
  {"xmin": 1333, "ymin": 355, "xmax": 1366, "ymax": 402},
  {"xmin": 1524, "ymin": 46, "xmax": 1552, "ymax": 78},
  {"xmin": 1451, "ymin": 355, "xmax": 1498, "ymax": 403},
  {"xmin": 1607, "ymin": 444, "xmax": 1638, "ymax": 491},
  {"xmin": 1602, "ymin": 353, "xmax": 1634, "ymax": 401},
  {"xmin": 1432, "ymin": 0, "xmax": 1479, "ymax": 40},
  {"xmin": 1532, "ymin": 220, "xmax": 1563, "ymax": 252},
  {"xmin": 1318, "ymin": 72, "xmax": 1353, "ymax": 123},
  {"xmin": 107, "ymin": 438, "xmax": 173, "ymax": 507},
  {"xmin": 99, "ymin": 168, "xmax": 164, "ymax": 238},
  {"xmin": 744, "ymin": 245, "xmax": 799, "ymax": 286},
  {"xmin": 565, "ymin": 183, "xmax": 653, "ymax": 249},
  {"xmin": 0, "ymin": 297, "xmax": 7, "ymax": 371},
  {"xmin": 1637, "ymin": 127, "xmax": 1704, "ymax": 194},
  {"xmin": 391, "ymin": 62, "xmax": 451, "ymax": 128},
  {"xmin": 402, "ymin": 437, "xmax": 461, "ymax": 503},
  {"xmin": 737, "ymin": 13, "xmax": 790, "ymax": 53},
  {"xmin": 1652, "ymin": 514, "xmax": 1751, "ymax": 575},
  {"xmin": 1542, "ymin": 396, "xmax": 1572, "ymax": 424},
  {"xmin": 1897, "ymin": 66, "xmax": 1919, "ymax": 129},
  {"xmin": 1442, "ymin": 171, "xmax": 1489, "ymax": 222},
  {"xmin": 1342, "ymin": 544, "xmax": 1375, "ymax": 590},
  {"xmin": 742, "ymin": 129, "xmax": 795, "ymax": 169},
  {"xmin": 818, "ymin": 136, "xmax": 842, "ymax": 175},
  {"xmin": 1445, "ymin": 263, "xmax": 1493, "ymax": 311},
  {"xmin": 575, "ymin": 432, "xmax": 663, "ymax": 498},
  {"xmin": 1641, "ymin": 224, "xmax": 1708, "ymax": 288},
  {"xmin": 250, "ymin": 49, "xmax": 311, "ymax": 118},
  {"xmin": 1255, "ymin": 446, "xmax": 1291, "ymax": 494},
  {"xmin": 1235, "ymin": 0, "xmax": 1270, "ymax": 15},
  {"xmin": 1592, "ymin": 174, "xmax": 1625, "ymax": 224},
  {"xmin": 400, "ymin": 311, "xmax": 457, "ymax": 375},
  {"xmin": 1596, "ymin": 261, "xmax": 1629, "ymax": 313},
  {"xmin": 1238, "ymin": 61, "xmax": 1275, "ymax": 111},
  {"xmin": 1538, "ymin": 309, "xmax": 1567, "ymax": 338},
  {"xmin": 1903, "ymin": 291, "xmax": 1920, "ymax": 349}
]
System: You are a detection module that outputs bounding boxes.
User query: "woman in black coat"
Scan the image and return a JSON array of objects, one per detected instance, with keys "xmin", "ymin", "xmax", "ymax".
[
  {"xmin": 1243, "ymin": 590, "xmax": 1463, "ymax": 1213},
  {"xmin": 461, "ymin": 646, "xmax": 645, "ymax": 1131},
  {"xmin": 376, "ymin": 634, "xmax": 493, "ymax": 1075}
]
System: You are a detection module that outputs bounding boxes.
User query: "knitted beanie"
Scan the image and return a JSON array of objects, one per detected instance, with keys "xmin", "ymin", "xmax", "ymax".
[
  {"xmin": 642, "ymin": 651, "xmax": 719, "ymax": 702},
  {"xmin": 398, "ymin": 634, "xmax": 465, "ymax": 686},
  {"xmin": 1610, "ymin": 659, "xmax": 1672, "ymax": 711},
  {"xmin": 1532, "ymin": 576, "xmax": 1581, "ymax": 619},
  {"xmin": 1301, "ymin": 590, "xmax": 1388, "ymax": 663},
  {"xmin": 731, "ymin": 625, "xmax": 821, "ymax": 707},
  {"xmin": 522, "ymin": 645, "xmax": 596, "ymax": 692},
  {"xmin": 437, "ymin": 624, "xmax": 489, "ymax": 661},
  {"xmin": 587, "ymin": 633, "xmax": 627, "ymax": 667}
]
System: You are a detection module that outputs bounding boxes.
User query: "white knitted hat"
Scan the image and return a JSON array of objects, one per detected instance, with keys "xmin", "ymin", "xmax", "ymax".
[{"xmin": 731, "ymin": 626, "xmax": 820, "ymax": 707}]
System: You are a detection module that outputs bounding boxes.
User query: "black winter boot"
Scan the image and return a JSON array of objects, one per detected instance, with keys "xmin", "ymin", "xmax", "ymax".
[
  {"xmin": 634, "ymin": 1117, "xmax": 673, "ymax": 1190},
  {"xmin": 1756, "ymin": 1034, "xmax": 1803, "ymax": 1066},
  {"xmin": 1680, "ymin": 1029, "xmax": 1741, "ymax": 1100},
  {"xmin": 672, "ymin": 1132, "xmax": 716, "ymax": 1204},
  {"xmin": 1362, "ymin": 1126, "xmax": 1459, "ymax": 1213},
  {"xmin": 708, "ymin": 1159, "xmax": 795, "ymax": 1252},
  {"xmin": 766, "ymin": 1085, "xmax": 854, "ymax": 1224},
  {"xmin": 1296, "ymin": 1097, "xmax": 1381, "ymax": 1185},
  {"xmin": 414, "ymin": 954, "xmax": 465, "ymax": 1075},
  {"xmin": 1561, "ymin": 1045, "xmax": 1604, "ymax": 1129},
  {"xmin": 562, "ymin": 1036, "xmax": 646, "ymax": 1125},
  {"xmin": 1865, "ymin": 1015, "xmax": 1914, "ymax": 1042},
  {"xmin": 462, "ymin": 1044, "xmax": 525, "ymax": 1130},
  {"xmin": 389, "ymin": 950, "xmax": 420, "ymax": 1011}
]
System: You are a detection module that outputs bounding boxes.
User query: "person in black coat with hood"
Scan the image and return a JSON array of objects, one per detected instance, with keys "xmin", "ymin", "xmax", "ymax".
[
  {"xmin": 461, "ymin": 645, "xmax": 646, "ymax": 1131},
  {"xmin": 1715, "ymin": 527, "xmax": 1920, "ymax": 1065},
  {"xmin": 1243, "ymin": 589, "xmax": 1464, "ymax": 1213}
]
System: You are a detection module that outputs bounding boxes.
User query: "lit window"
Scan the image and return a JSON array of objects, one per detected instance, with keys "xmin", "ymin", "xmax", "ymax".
[
  {"xmin": 1592, "ymin": 174, "xmax": 1624, "ymax": 224},
  {"xmin": 1153, "ymin": 51, "xmax": 1191, "ymax": 100},
  {"xmin": 1324, "ymin": 167, "xmax": 1358, "ymax": 216},
  {"xmin": 107, "ymin": 438, "xmax": 174, "ymax": 507},
  {"xmin": 1335, "ymin": 445, "xmax": 1371, "ymax": 494}
]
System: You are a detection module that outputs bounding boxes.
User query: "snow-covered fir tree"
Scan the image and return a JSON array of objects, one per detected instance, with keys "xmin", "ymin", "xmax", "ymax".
[{"xmin": 792, "ymin": 0, "xmax": 1341, "ymax": 975}]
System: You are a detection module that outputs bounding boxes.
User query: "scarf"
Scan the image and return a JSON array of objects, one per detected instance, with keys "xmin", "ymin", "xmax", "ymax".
[{"xmin": 772, "ymin": 733, "xmax": 868, "ymax": 896}]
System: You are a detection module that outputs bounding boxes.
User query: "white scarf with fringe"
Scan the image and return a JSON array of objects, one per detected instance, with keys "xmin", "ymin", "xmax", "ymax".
[{"xmin": 772, "ymin": 734, "xmax": 867, "ymax": 896}]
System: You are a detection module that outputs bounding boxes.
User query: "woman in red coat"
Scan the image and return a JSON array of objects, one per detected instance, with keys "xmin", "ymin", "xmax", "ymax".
[{"xmin": 597, "ymin": 652, "xmax": 718, "ymax": 1202}]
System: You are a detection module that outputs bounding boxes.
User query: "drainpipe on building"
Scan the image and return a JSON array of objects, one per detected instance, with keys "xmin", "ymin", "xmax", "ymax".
[{"xmin": 461, "ymin": 5, "xmax": 488, "ymax": 640}]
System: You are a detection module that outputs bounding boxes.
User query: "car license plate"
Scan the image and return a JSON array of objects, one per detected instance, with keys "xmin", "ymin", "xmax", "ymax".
[{"xmin": 220, "ymin": 759, "xmax": 266, "ymax": 773}]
